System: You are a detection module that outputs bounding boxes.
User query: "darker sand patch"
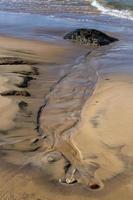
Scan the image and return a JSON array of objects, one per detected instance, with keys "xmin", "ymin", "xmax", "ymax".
[{"xmin": 1, "ymin": 89, "xmax": 31, "ymax": 96}]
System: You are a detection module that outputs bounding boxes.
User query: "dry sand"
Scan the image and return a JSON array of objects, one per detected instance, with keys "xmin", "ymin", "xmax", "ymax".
[{"xmin": 0, "ymin": 35, "xmax": 132, "ymax": 200}]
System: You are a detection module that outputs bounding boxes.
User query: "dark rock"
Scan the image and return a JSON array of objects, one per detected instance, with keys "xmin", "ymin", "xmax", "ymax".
[
  {"xmin": 64, "ymin": 29, "xmax": 118, "ymax": 46},
  {"xmin": 1, "ymin": 90, "xmax": 31, "ymax": 97}
]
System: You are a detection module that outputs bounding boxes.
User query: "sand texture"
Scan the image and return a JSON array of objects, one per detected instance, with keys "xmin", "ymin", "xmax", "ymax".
[
  {"xmin": 0, "ymin": 36, "xmax": 132, "ymax": 200},
  {"xmin": 71, "ymin": 75, "xmax": 133, "ymax": 185}
]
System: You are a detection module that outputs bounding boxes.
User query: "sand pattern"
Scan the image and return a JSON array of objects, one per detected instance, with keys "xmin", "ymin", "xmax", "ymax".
[
  {"xmin": 36, "ymin": 52, "xmax": 133, "ymax": 191},
  {"xmin": 0, "ymin": 36, "xmax": 133, "ymax": 199}
]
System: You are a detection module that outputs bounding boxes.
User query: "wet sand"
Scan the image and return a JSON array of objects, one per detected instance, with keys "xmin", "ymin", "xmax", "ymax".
[
  {"xmin": 0, "ymin": 34, "xmax": 89, "ymax": 199},
  {"xmin": 0, "ymin": 34, "xmax": 133, "ymax": 200},
  {"xmin": 71, "ymin": 73, "xmax": 133, "ymax": 185}
]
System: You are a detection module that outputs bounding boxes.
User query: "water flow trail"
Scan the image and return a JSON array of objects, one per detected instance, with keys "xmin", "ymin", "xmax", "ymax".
[{"xmin": 36, "ymin": 51, "xmax": 99, "ymax": 186}]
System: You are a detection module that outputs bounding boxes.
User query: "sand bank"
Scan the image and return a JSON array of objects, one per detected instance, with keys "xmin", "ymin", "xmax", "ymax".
[
  {"xmin": 36, "ymin": 73, "xmax": 133, "ymax": 200},
  {"xmin": 0, "ymin": 35, "xmax": 133, "ymax": 200},
  {"xmin": 0, "ymin": 35, "xmax": 88, "ymax": 199},
  {"xmin": 71, "ymin": 74, "xmax": 133, "ymax": 185},
  {"xmin": 0, "ymin": 34, "xmax": 85, "ymax": 136}
]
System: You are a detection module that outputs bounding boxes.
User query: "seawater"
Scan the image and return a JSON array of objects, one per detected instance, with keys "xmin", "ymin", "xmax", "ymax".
[
  {"xmin": 0, "ymin": 1, "xmax": 132, "ymax": 76},
  {"xmin": 91, "ymin": 0, "xmax": 133, "ymax": 20},
  {"xmin": 0, "ymin": 0, "xmax": 133, "ymax": 20}
]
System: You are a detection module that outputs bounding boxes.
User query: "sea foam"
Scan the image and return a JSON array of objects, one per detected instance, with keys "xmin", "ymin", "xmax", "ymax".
[{"xmin": 91, "ymin": 0, "xmax": 133, "ymax": 20}]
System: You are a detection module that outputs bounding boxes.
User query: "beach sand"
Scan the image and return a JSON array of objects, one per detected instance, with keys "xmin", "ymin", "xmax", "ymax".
[
  {"xmin": 71, "ymin": 74, "xmax": 133, "ymax": 187},
  {"xmin": 0, "ymin": 35, "xmax": 133, "ymax": 200}
]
